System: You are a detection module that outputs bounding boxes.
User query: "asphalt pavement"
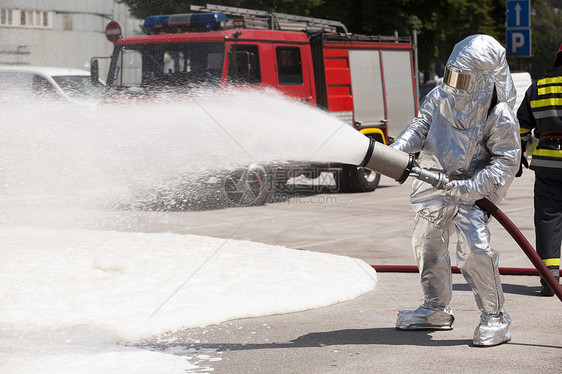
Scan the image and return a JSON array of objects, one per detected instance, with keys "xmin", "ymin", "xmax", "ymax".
[{"xmin": 100, "ymin": 170, "xmax": 560, "ymax": 373}]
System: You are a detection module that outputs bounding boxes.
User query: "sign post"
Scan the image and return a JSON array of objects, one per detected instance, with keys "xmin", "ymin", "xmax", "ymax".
[{"xmin": 506, "ymin": 0, "xmax": 531, "ymax": 57}]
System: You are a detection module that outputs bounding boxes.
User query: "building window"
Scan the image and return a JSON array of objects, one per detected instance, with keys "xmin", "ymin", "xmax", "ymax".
[
  {"xmin": 0, "ymin": 8, "xmax": 51, "ymax": 29},
  {"xmin": 63, "ymin": 13, "xmax": 73, "ymax": 31},
  {"xmin": 1, "ymin": 8, "xmax": 13, "ymax": 26}
]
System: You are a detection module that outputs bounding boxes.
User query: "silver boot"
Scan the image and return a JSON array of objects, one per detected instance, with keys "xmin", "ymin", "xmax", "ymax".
[
  {"xmin": 396, "ymin": 304, "xmax": 454, "ymax": 330},
  {"xmin": 473, "ymin": 310, "xmax": 511, "ymax": 347}
]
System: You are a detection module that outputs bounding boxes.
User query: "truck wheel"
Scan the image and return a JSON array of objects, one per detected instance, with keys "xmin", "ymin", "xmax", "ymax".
[
  {"xmin": 223, "ymin": 164, "xmax": 269, "ymax": 206},
  {"xmin": 339, "ymin": 164, "xmax": 380, "ymax": 193}
]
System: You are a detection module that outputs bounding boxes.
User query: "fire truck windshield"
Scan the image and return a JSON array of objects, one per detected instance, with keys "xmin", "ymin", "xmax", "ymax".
[{"xmin": 107, "ymin": 42, "xmax": 225, "ymax": 92}]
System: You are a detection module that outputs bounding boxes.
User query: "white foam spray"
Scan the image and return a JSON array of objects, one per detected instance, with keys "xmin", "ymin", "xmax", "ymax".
[{"xmin": 0, "ymin": 88, "xmax": 369, "ymax": 223}]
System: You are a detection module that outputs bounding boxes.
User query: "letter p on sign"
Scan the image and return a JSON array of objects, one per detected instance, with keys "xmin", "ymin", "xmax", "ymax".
[
  {"xmin": 506, "ymin": 28, "xmax": 531, "ymax": 57},
  {"xmin": 512, "ymin": 32, "xmax": 525, "ymax": 53}
]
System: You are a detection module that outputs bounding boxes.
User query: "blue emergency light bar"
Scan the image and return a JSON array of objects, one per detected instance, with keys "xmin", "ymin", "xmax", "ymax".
[{"xmin": 144, "ymin": 12, "xmax": 229, "ymax": 33}]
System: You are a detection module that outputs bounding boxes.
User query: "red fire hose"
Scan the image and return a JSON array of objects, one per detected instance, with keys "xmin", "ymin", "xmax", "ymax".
[
  {"xmin": 372, "ymin": 265, "xmax": 539, "ymax": 276},
  {"xmin": 476, "ymin": 198, "xmax": 562, "ymax": 302},
  {"xmin": 372, "ymin": 198, "xmax": 562, "ymax": 302}
]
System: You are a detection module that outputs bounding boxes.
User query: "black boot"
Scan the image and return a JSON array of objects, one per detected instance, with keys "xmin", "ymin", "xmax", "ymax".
[{"xmin": 540, "ymin": 267, "xmax": 559, "ymax": 297}]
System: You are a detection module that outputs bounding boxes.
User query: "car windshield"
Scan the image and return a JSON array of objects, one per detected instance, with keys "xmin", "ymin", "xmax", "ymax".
[
  {"xmin": 52, "ymin": 75, "xmax": 102, "ymax": 99},
  {"xmin": 108, "ymin": 42, "xmax": 225, "ymax": 92}
]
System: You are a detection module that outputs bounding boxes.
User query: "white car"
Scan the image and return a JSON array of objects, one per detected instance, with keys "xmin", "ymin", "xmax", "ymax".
[
  {"xmin": 511, "ymin": 71, "xmax": 532, "ymax": 112},
  {"xmin": 0, "ymin": 65, "xmax": 101, "ymax": 102}
]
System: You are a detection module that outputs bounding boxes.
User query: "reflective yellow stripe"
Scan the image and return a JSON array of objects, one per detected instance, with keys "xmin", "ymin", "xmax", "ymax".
[
  {"xmin": 543, "ymin": 258, "xmax": 561, "ymax": 267},
  {"xmin": 533, "ymin": 148, "xmax": 562, "ymax": 158},
  {"xmin": 360, "ymin": 128, "xmax": 386, "ymax": 144},
  {"xmin": 538, "ymin": 86, "xmax": 562, "ymax": 95},
  {"xmin": 538, "ymin": 76, "xmax": 562, "ymax": 85},
  {"xmin": 530, "ymin": 98, "xmax": 562, "ymax": 108},
  {"xmin": 520, "ymin": 128, "xmax": 531, "ymax": 135}
]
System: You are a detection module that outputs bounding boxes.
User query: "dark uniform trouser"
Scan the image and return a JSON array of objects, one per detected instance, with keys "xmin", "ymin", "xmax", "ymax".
[{"xmin": 534, "ymin": 169, "xmax": 562, "ymax": 283}]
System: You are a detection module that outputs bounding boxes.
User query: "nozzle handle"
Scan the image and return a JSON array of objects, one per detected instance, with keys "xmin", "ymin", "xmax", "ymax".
[{"xmin": 410, "ymin": 166, "xmax": 449, "ymax": 189}]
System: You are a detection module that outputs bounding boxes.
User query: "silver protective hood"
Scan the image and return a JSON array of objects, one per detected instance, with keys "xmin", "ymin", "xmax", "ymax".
[{"xmin": 442, "ymin": 34, "xmax": 517, "ymax": 130}]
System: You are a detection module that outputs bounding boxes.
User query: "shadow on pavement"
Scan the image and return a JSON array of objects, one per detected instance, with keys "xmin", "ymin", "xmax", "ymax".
[
  {"xmin": 287, "ymin": 327, "xmax": 471, "ymax": 348},
  {"xmin": 140, "ymin": 326, "xmax": 561, "ymax": 354},
  {"xmin": 142, "ymin": 328, "xmax": 472, "ymax": 352},
  {"xmin": 453, "ymin": 282, "xmax": 543, "ymax": 297}
]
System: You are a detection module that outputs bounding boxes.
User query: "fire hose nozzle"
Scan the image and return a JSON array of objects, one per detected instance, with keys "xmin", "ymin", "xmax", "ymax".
[
  {"xmin": 410, "ymin": 166, "xmax": 450, "ymax": 189},
  {"xmin": 360, "ymin": 139, "xmax": 450, "ymax": 187},
  {"xmin": 360, "ymin": 139, "xmax": 415, "ymax": 183}
]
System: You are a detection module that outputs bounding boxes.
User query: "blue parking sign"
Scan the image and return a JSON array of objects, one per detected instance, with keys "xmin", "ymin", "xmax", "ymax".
[
  {"xmin": 507, "ymin": 0, "xmax": 530, "ymax": 28},
  {"xmin": 506, "ymin": 29, "xmax": 531, "ymax": 57}
]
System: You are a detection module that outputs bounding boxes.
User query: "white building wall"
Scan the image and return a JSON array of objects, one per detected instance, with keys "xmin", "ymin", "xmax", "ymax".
[{"xmin": 0, "ymin": 0, "xmax": 142, "ymax": 69}]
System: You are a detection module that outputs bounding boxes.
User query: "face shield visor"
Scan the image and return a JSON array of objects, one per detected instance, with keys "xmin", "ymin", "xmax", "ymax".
[
  {"xmin": 441, "ymin": 66, "xmax": 485, "ymax": 130},
  {"xmin": 443, "ymin": 67, "xmax": 470, "ymax": 91}
]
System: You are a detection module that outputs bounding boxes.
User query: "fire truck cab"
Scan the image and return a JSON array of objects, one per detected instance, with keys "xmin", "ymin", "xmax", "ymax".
[
  {"xmin": 105, "ymin": 27, "xmax": 315, "ymax": 103},
  {"xmin": 92, "ymin": 4, "xmax": 418, "ymax": 195}
]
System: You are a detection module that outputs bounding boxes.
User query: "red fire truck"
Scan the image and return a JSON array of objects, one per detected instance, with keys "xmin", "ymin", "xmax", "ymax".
[{"xmin": 92, "ymin": 4, "xmax": 418, "ymax": 203}]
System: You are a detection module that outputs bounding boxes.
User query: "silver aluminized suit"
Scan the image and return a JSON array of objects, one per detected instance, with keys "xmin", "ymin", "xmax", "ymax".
[{"xmin": 391, "ymin": 35, "xmax": 520, "ymax": 346}]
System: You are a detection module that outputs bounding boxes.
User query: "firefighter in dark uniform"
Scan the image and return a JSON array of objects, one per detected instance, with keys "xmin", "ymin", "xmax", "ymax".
[{"xmin": 516, "ymin": 43, "xmax": 562, "ymax": 296}]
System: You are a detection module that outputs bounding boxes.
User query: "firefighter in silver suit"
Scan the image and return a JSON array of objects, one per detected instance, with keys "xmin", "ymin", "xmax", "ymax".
[{"xmin": 390, "ymin": 35, "xmax": 520, "ymax": 347}]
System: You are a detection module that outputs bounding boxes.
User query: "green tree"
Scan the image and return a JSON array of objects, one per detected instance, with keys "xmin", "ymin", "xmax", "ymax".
[
  {"xmin": 512, "ymin": 0, "xmax": 562, "ymax": 78},
  {"xmin": 119, "ymin": 0, "xmax": 323, "ymax": 19},
  {"xmin": 424, "ymin": 0, "xmax": 505, "ymax": 77},
  {"xmin": 118, "ymin": 0, "xmax": 194, "ymax": 18}
]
